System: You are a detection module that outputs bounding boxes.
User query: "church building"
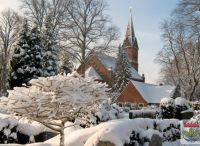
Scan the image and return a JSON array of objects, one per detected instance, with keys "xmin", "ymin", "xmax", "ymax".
[{"xmin": 77, "ymin": 11, "xmax": 174, "ymax": 107}]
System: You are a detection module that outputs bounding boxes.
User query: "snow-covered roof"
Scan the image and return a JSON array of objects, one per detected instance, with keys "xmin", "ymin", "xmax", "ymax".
[
  {"xmin": 97, "ymin": 53, "xmax": 142, "ymax": 80},
  {"xmin": 131, "ymin": 80, "xmax": 175, "ymax": 103},
  {"xmin": 130, "ymin": 67, "xmax": 143, "ymax": 80},
  {"xmin": 85, "ymin": 67, "xmax": 103, "ymax": 80},
  {"xmin": 97, "ymin": 53, "xmax": 116, "ymax": 69}
]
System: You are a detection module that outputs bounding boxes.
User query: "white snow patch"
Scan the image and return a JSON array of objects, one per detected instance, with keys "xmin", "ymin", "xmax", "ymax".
[
  {"xmin": 0, "ymin": 113, "xmax": 51, "ymax": 136},
  {"xmin": 175, "ymin": 97, "xmax": 190, "ymax": 108},
  {"xmin": 85, "ymin": 67, "xmax": 103, "ymax": 80},
  {"xmin": 65, "ymin": 118, "xmax": 180, "ymax": 146},
  {"xmin": 160, "ymin": 97, "xmax": 174, "ymax": 106},
  {"xmin": 129, "ymin": 67, "xmax": 143, "ymax": 80}
]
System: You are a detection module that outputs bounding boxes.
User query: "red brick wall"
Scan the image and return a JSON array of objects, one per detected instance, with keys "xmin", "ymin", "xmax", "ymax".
[
  {"xmin": 117, "ymin": 82, "xmax": 148, "ymax": 106},
  {"xmin": 76, "ymin": 55, "xmax": 113, "ymax": 86}
]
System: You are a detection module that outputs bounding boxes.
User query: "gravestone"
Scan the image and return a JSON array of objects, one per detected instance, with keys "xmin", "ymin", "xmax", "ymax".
[
  {"xmin": 149, "ymin": 134, "xmax": 162, "ymax": 146},
  {"xmin": 34, "ymin": 132, "xmax": 58, "ymax": 142}
]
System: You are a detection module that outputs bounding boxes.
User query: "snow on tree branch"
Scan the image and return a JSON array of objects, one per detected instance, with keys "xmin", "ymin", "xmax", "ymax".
[
  {"xmin": 1, "ymin": 73, "xmax": 108, "ymax": 121},
  {"xmin": 0, "ymin": 72, "xmax": 109, "ymax": 146}
]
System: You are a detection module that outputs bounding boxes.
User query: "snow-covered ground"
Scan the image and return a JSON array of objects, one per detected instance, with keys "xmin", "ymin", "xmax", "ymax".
[
  {"xmin": 65, "ymin": 118, "xmax": 180, "ymax": 146},
  {"xmin": 0, "ymin": 115, "xmax": 198, "ymax": 146}
]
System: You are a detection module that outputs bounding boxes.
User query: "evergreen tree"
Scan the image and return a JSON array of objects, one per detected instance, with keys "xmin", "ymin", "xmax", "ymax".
[
  {"xmin": 59, "ymin": 55, "xmax": 73, "ymax": 75},
  {"xmin": 9, "ymin": 20, "xmax": 30, "ymax": 88},
  {"xmin": 171, "ymin": 83, "xmax": 181, "ymax": 99},
  {"xmin": 9, "ymin": 22, "xmax": 43, "ymax": 89},
  {"xmin": 111, "ymin": 45, "xmax": 132, "ymax": 96},
  {"xmin": 42, "ymin": 13, "xmax": 58, "ymax": 77},
  {"xmin": 111, "ymin": 45, "xmax": 123, "ymax": 93},
  {"xmin": 28, "ymin": 24, "xmax": 43, "ymax": 75}
]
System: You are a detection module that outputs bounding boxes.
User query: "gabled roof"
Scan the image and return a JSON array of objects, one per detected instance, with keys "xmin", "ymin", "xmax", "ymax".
[
  {"xmin": 130, "ymin": 68, "xmax": 143, "ymax": 80},
  {"xmin": 97, "ymin": 53, "xmax": 116, "ymax": 69},
  {"xmin": 97, "ymin": 53, "xmax": 143, "ymax": 81},
  {"xmin": 131, "ymin": 80, "xmax": 175, "ymax": 103},
  {"xmin": 85, "ymin": 67, "xmax": 103, "ymax": 80}
]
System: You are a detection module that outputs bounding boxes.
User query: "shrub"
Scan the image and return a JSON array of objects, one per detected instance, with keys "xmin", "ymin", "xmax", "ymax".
[
  {"xmin": 174, "ymin": 97, "xmax": 190, "ymax": 120},
  {"xmin": 160, "ymin": 97, "xmax": 174, "ymax": 119},
  {"xmin": 158, "ymin": 97, "xmax": 192, "ymax": 119}
]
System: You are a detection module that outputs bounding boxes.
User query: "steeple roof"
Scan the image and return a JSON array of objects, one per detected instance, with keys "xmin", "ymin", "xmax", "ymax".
[{"xmin": 125, "ymin": 9, "xmax": 136, "ymax": 46}]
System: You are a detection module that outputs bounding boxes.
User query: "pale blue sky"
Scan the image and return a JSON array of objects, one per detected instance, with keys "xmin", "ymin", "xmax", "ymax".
[{"xmin": 0, "ymin": 0, "xmax": 180, "ymax": 83}]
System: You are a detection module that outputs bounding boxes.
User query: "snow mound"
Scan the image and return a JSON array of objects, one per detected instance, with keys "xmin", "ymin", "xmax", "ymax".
[
  {"xmin": 174, "ymin": 97, "xmax": 189, "ymax": 108},
  {"xmin": 65, "ymin": 118, "xmax": 180, "ymax": 146}
]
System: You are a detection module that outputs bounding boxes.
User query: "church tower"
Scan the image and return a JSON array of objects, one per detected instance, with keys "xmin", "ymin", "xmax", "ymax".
[{"xmin": 123, "ymin": 9, "xmax": 139, "ymax": 71}]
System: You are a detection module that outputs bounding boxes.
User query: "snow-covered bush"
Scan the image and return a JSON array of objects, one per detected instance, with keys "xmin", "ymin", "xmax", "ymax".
[
  {"xmin": 174, "ymin": 97, "xmax": 190, "ymax": 120},
  {"xmin": 156, "ymin": 121, "xmax": 180, "ymax": 142},
  {"xmin": 158, "ymin": 97, "xmax": 192, "ymax": 119},
  {"xmin": 159, "ymin": 97, "xmax": 175, "ymax": 119},
  {"xmin": 192, "ymin": 102, "xmax": 200, "ymax": 110},
  {"xmin": 95, "ymin": 100, "xmax": 125, "ymax": 122},
  {"xmin": 65, "ymin": 119, "xmax": 180, "ymax": 146},
  {"xmin": 127, "ymin": 120, "xmax": 180, "ymax": 145},
  {"xmin": 0, "ymin": 73, "xmax": 109, "ymax": 146},
  {"xmin": 76, "ymin": 100, "xmax": 125, "ymax": 128},
  {"xmin": 0, "ymin": 113, "xmax": 53, "ymax": 144},
  {"xmin": 160, "ymin": 97, "xmax": 174, "ymax": 107}
]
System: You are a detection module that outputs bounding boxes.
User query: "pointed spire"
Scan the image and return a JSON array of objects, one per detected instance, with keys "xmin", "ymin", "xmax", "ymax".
[{"xmin": 125, "ymin": 7, "xmax": 136, "ymax": 46}]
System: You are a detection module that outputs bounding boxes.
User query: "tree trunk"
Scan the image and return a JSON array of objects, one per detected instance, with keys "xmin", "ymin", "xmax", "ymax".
[
  {"xmin": 2, "ymin": 59, "xmax": 7, "ymax": 94},
  {"xmin": 60, "ymin": 123, "xmax": 65, "ymax": 146}
]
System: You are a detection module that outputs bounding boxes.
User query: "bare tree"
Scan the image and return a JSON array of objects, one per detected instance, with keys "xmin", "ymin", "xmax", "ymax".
[
  {"xmin": 0, "ymin": 9, "xmax": 21, "ymax": 95},
  {"xmin": 156, "ymin": 0, "xmax": 200, "ymax": 100},
  {"xmin": 21, "ymin": 0, "xmax": 47, "ymax": 31},
  {"xmin": 61, "ymin": 0, "xmax": 119, "ymax": 66},
  {"xmin": 21, "ymin": 0, "xmax": 69, "ymax": 35},
  {"xmin": 20, "ymin": 0, "xmax": 71, "ymax": 73}
]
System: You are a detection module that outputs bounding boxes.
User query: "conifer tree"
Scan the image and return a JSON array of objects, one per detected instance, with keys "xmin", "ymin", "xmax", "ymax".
[
  {"xmin": 111, "ymin": 45, "xmax": 123, "ymax": 93},
  {"xmin": 111, "ymin": 45, "xmax": 132, "ymax": 96},
  {"xmin": 28, "ymin": 24, "xmax": 43, "ymax": 75},
  {"xmin": 172, "ymin": 83, "xmax": 181, "ymax": 99},
  {"xmin": 9, "ymin": 22, "xmax": 43, "ymax": 89},
  {"xmin": 42, "ymin": 13, "xmax": 58, "ymax": 77},
  {"xmin": 9, "ymin": 20, "xmax": 30, "ymax": 88}
]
